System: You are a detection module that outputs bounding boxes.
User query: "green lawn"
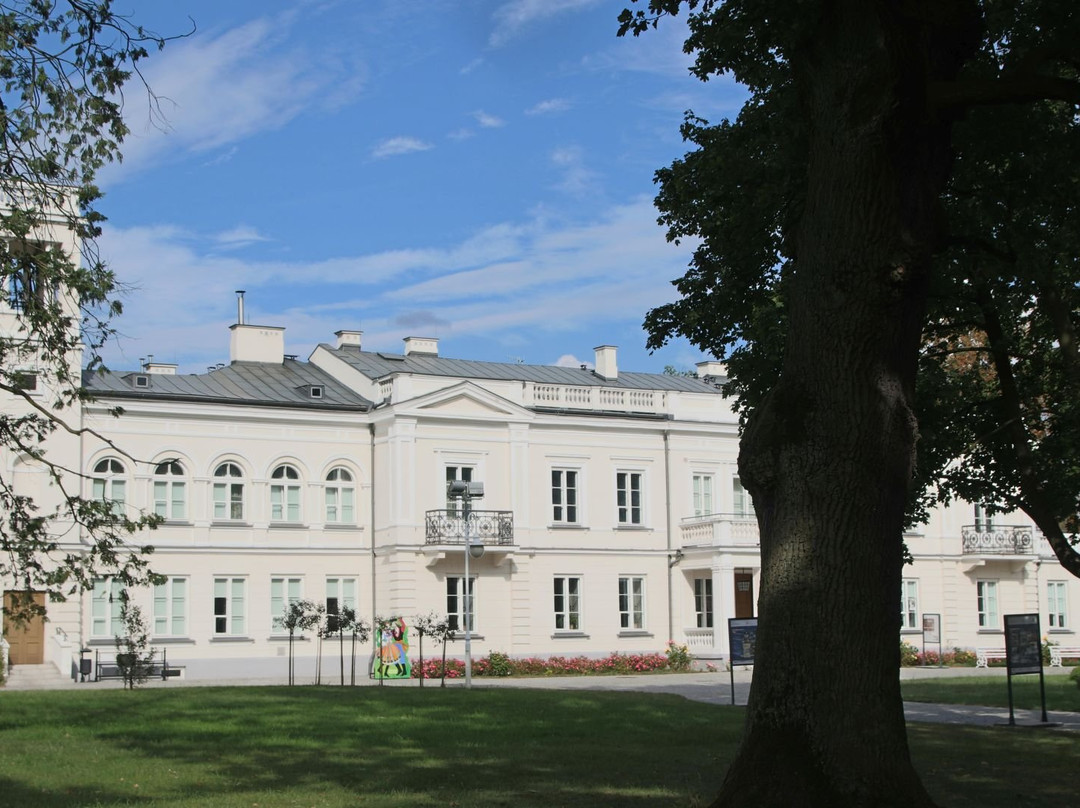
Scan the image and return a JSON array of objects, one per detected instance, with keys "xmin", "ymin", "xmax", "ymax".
[
  {"xmin": 902, "ymin": 674, "xmax": 1080, "ymax": 712},
  {"xmin": 0, "ymin": 685, "xmax": 1076, "ymax": 807}
]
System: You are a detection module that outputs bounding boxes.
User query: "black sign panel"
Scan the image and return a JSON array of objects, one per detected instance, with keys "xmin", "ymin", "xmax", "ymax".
[
  {"xmin": 1004, "ymin": 613, "xmax": 1042, "ymax": 675},
  {"xmin": 728, "ymin": 617, "xmax": 757, "ymax": 666}
]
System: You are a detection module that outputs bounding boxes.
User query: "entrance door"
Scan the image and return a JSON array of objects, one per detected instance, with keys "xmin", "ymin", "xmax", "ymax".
[
  {"xmin": 733, "ymin": 571, "xmax": 754, "ymax": 619},
  {"xmin": 3, "ymin": 591, "xmax": 46, "ymax": 664}
]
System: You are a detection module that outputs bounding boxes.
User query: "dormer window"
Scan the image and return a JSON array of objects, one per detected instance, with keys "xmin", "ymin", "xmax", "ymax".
[
  {"xmin": 309, "ymin": 385, "xmax": 324, "ymax": 399},
  {"xmin": 134, "ymin": 374, "xmax": 150, "ymax": 388}
]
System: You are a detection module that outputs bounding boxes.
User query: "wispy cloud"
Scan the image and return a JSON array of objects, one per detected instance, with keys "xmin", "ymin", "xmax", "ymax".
[
  {"xmin": 214, "ymin": 226, "xmax": 271, "ymax": 250},
  {"xmin": 473, "ymin": 110, "xmax": 506, "ymax": 128},
  {"xmin": 372, "ymin": 136, "xmax": 434, "ymax": 159},
  {"xmin": 550, "ymin": 146, "xmax": 597, "ymax": 195},
  {"xmin": 526, "ymin": 98, "xmax": 570, "ymax": 115},
  {"xmin": 489, "ymin": 0, "xmax": 602, "ymax": 47}
]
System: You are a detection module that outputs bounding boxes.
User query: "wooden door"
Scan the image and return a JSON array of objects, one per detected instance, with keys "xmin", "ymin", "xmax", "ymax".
[
  {"xmin": 3, "ymin": 591, "xmax": 46, "ymax": 664},
  {"xmin": 734, "ymin": 571, "xmax": 755, "ymax": 619}
]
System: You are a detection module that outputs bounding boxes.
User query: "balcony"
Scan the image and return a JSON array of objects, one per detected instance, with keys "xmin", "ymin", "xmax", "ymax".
[
  {"xmin": 961, "ymin": 525, "xmax": 1034, "ymax": 556},
  {"xmin": 680, "ymin": 513, "xmax": 760, "ymax": 549},
  {"xmin": 424, "ymin": 509, "xmax": 515, "ymax": 547}
]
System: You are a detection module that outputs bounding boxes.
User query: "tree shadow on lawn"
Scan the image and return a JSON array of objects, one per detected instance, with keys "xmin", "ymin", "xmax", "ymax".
[{"xmin": 79, "ymin": 687, "xmax": 739, "ymax": 807}]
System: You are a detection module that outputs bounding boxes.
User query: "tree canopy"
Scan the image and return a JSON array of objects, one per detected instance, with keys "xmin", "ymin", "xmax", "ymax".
[{"xmin": 0, "ymin": 1, "xmax": 172, "ymax": 623}]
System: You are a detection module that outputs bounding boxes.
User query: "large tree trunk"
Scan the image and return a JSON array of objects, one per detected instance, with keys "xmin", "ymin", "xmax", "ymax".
[{"xmin": 713, "ymin": 3, "xmax": 976, "ymax": 806}]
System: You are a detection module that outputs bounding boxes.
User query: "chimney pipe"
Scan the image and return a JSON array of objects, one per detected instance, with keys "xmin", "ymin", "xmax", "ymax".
[{"xmin": 236, "ymin": 290, "xmax": 246, "ymax": 325}]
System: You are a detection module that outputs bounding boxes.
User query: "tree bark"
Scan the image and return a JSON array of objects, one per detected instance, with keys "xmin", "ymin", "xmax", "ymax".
[{"xmin": 712, "ymin": 3, "xmax": 976, "ymax": 805}]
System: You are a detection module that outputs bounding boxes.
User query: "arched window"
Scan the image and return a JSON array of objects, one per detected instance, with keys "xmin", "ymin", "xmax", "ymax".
[
  {"xmin": 92, "ymin": 458, "xmax": 126, "ymax": 515},
  {"xmin": 270, "ymin": 464, "xmax": 301, "ymax": 522},
  {"xmin": 324, "ymin": 467, "xmax": 355, "ymax": 524},
  {"xmin": 154, "ymin": 460, "xmax": 186, "ymax": 520},
  {"xmin": 213, "ymin": 462, "xmax": 245, "ymax": 521}
]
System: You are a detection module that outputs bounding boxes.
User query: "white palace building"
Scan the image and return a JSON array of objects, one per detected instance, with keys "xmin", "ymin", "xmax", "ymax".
[{"xmin": 1, "ymin": 220, "xmax": 1077, "ymax": 681}]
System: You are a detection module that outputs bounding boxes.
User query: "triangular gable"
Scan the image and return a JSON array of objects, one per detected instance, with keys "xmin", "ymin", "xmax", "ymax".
[{"xmin": 397, "ymin": 381, "xmax": 532, "ymax": 421}]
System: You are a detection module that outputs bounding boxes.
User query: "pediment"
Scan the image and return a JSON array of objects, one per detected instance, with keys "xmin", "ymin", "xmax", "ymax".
[{"xmin": 399, "ymin": 381, "xmax": 532, "ymax": 421}]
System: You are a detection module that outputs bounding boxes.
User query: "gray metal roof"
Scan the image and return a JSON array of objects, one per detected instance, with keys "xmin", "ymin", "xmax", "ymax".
[
  {"xmin": 321, "ymin": 345, "xmax": 724, "ymax": 394},
  {"xmin": 84, "ymin": 359, "xmax": 372, "ymax": 411}
]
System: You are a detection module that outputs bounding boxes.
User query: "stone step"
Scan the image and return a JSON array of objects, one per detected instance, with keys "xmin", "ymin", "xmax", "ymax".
[{"xmin": 3, "ymin": 663, "xmax": 77, "ymax": 690}]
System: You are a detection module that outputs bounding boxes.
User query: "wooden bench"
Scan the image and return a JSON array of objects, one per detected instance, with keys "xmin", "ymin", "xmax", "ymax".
[
  {"xmin": 94, "ymin": 648, "xmax": 179, "ymax": 681},
  {"xmin": 1049, "ymin": 646, "xmax": 1080, "ymax": 667},
  {"xmin": 975, "ymin": 648, "xmax": 1007, "ymax": 667}
]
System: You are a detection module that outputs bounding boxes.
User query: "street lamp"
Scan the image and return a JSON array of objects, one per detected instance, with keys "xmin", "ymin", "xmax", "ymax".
[{"xmin": 447, "ymin": 479, "xmax": 485, "ymax": 688}]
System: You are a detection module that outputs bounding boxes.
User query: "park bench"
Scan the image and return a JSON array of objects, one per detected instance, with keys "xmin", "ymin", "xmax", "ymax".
[
  {"xmin": 975, "ymin": 648, "xmax": 1007, "ymax": 668},
  {"xmin": 1049, "ymin": 646, "xmax": 1080, "ymax": 667},
  {"xmin": 94, "ymin": 648, "xmax": 179, "ymax": 682}
]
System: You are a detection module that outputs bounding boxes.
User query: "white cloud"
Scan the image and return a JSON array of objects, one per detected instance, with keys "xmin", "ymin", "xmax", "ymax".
[
  {"xmin": 550, "ymin": 146, "xmax": 597, "ymax": 195},
  {"xmin": 555, "ymin": 354, "xmax": 590, "ymax": 368},
  {"xmin": 526, "ymin": 98, "xmax": 570, "ymax": 115},
  {"xmin": 371, "ymin": 136, "xmax": 434, "ymax": 159},
  {"xmin": 473, "ymin": 110, "xmax": 506, "ymax": 128},
  {"xmin": 489, "ymin": 0, "xmax": 602, "ymax": 47},
  {"xmin": 214, "ymin": 226, "xmax": 271, "ymax": 249}
]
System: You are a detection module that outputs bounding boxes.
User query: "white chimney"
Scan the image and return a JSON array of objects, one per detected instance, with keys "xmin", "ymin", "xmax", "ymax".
[
  {"xmin": 230, "ymin": 323, "xmax": 285, "ymax": 364},
  {"xmin": 695, "ymin": 360, "xmax": 727, "ymax": 380},
  {"xmin": 403, "ymin": 336, "xmax": 439, "ymax": 356},
  {"xmin": 594, "ymin": 344, "xmax": 618, "ymax": 380},
  {"xmin": 336, "ymin": 330, "xmax": 363, "ymax": 349}
]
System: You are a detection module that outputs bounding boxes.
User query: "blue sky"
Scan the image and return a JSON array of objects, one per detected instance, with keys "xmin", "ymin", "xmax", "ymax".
[{"xmin": 94, "ymin": 0, "xmax": 745, "ymax": 375}]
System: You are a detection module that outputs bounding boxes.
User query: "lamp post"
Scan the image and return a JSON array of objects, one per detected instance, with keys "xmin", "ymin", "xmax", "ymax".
[{"xmin": 447, "ymin": 479, "xmax": 485, "ymax": 688}]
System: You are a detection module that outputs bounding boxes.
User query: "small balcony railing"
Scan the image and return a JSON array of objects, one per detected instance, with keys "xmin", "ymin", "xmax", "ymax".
[
  {"xmin": 961, "ymin": 525, "xmax": 1034, "ymax": 555},
  {"xmin": 424, "ymin": 509, "xmax": 515, "ymax": 546},
  {"xmin": 680, "ymin": 513, "xmax": 760, "ymax": 548}
]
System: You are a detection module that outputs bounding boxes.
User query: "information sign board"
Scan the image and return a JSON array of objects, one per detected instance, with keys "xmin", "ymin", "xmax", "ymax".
[
  {"xmin": 1004, "ymin": 613, "xmax": 1042, "ymax": 675},
  {"xmin": 728, "ymin": 618, "xmax": 757, "ymax": 666},
  {"xmin": 922, "ymin": 613, "xmax": 940, "ymax": 645}
]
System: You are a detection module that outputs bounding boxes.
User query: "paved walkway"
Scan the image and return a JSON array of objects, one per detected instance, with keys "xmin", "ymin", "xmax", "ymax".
[{"xmin": 4, "ymin": 663, "xmax": 1079, "ymax": 731}]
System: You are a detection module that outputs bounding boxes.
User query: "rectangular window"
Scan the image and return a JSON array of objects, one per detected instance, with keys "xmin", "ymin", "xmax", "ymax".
[
  {"xmin": 446, "ymin": 576, "xmax": 476, "ymax": 633},
  {"xmin": 213, "ymin": 483, "xmax": 244, "ymax": 521},
  {"xmin": 445, "ymin": 466, "xmax": 474, "ymax": 515},
  {"xmin": 1048, "ymin": 581, "xmax": 1068, "ymax": 629},
  {"xmin": 616, "ymin": 472, "xmax": 643, "ymax": 525},
  {"xmin": 92, "ymin": 478, "xmax": 126, "ymax": 516},
  {"xmin": 974, "ymin": 503, "xmax": 992, "ymax": 531},
  {"xmin": 694, "ymin": 577, "xmax": 713, "ymax": 629},
  {"xmin": 214, "ymin": 577, "xmax": 246, "ymax": 635},
  {"xmin": 153, "ymin": 577, "xmax": 187, "ymax": 636},
  {"xmin": 91, "ymin": 578, "xmax": 124, "ymax": 637},
  {"xmin": 270, "ymin": 577, "xmax": 302, "ymax": 632},
  {"xmin": 977, "ymin": 580, "xmax": 998, "ymax": 629},
  {"xmin": 618, "ymin": 576, "xmax": 645, "ymax": 630},
  {"xmin": 153, "ymin": 480, "xmax": 186, "ymax": 520},
  {"xmin": 733, "ymin": 477, "xmax": 755, "ymax": 518},
  {"xmin": 325, "ymin": 487, "xmax": 355, "ymax": 523},
  {"xmin": 270, "ymin": 485, "xmax": 301, "ymax": 522},
  {"xmin": 553, "ymin": 576, "xmax": 582, "ymax": 631},
  {"xmin": 325, "ymin": 577, "xmax": 357, "ymax": 631},
  {"xmin": 551, "ymin": 469, "xmax": 579, "ymax": 524},
  {"xmin": 692, "ymin": 474, "xmax": 713, "ymax": 517},
  {"xmin": 901, "ymin": 579, "xmax": 918, "ymax": 630}
]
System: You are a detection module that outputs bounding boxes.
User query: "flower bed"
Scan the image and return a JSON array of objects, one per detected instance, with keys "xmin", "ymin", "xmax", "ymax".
[{"xmin": 411, "ymin": 644, "xmax": 690, "ymax": 679}]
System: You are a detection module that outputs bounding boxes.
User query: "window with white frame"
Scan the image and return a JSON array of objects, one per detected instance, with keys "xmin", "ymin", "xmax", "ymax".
[
  {"xmin": 270, "ymin": 464, "xmax": 302, "ymax": 522},
  {"xmin": 91, "ymin": 458, "xmax": 126, "ymax": 516},
  {"xmin": 733, "ymin": 477, "xmax": 755, "ymax": 518},
  {"xmin": 616, "ymin": 472, "xmax": 643, "ymax": 526},
  {"xmin": 270, "ymin": 576, "xmax": 302, "ymax": 632},
  {"xmin": 326, "ymin": 577, "xmax": 357, "ymax": 631},
  {"xmin": 553, "ymin": 576, "xmax": 582, "ymax": 631},
  {"xmin": 91, "ymin": 578, "xmax": 125, "ymax": 637},
  {"xmin": 692, "ymin": 474, "xmax": 713, "ymax": 517},
  {"xmin": 153, "ymin": 577, "xmax": 187, "ymax": 637},
  {"xmin": 1048, "ymin": 581, "xmax": 1068, "ymax": 629},
  {"xmin": 446, "ymin": 576, "xmax": 476, "ymax": 632},
  {"xmin": 901, "ymin": 579, "xmax": 919, "ymax": 630},
  {"xmin": 694, "ymin": 577, "xmax": 713, "ymax": 629},
  {"xmin": 977, "ymin": 580, "xmax": 998, "ymax": 629},
  {"xmin": 974, "ymin": 503, "xmax": 993, "ymax": 531},
  {"xmin": 618, "ymin": 576, "xmax": 645, "ymax": 630},
  {"xmin": 214, "ymin": 577, "xmax": 246, "ymax": 635},
  {"xmin": 153, "ymin": 460, "xmax": 186, "ymax": 520},
  {"xmin": 212, "ymin": 462, "xmax": 245, "ymax": 521},
  {"xmin": 324, "ymin": 467, "xmax": 355, "ymax": 524},
  {"xmin": 551, "ymin": 469, "xmax": 579, "ymax": 524},
  {"xmin": 445, "ymin": 466, "xmax": 474, "ymax": 515}
]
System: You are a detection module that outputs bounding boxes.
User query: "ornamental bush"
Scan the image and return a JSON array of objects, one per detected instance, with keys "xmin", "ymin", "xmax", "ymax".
[{"xmin": 410, "ymin": 650, "xmax": 677, "ymax": 678}]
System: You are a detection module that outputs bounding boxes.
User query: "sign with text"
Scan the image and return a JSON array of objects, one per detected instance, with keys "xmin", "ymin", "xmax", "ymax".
[
  {"xmin": 922, "ymin": 613, "xmax": 940, "ymax": 645},
  {"xmin": 728, "ymin": 618, "xmax": 758, "ymax": 666},
  {"xmin": 1004, "ymin": 613, "xmax": 1042, "ymax": 675}
]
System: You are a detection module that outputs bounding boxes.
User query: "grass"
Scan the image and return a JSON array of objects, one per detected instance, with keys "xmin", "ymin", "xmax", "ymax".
[
  {"xmin": 902, "ymin": 673, "xmax": 1080, "ymax": 712},
  {"xmin": 0, "ymin": 685, "xmax": 1076, "ymax": 807}
]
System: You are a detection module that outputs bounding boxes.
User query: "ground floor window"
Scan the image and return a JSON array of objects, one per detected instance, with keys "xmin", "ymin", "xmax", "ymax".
[
  {"xmin": 91, "ymin": 578, "xmax": 125, "ymax": 637},
  {"xmin": 446, "ymin": 576, "xmax": 476, "ymax": 632},
  {"xmin": 901, "ymin": 579, "xmax": 918, "ymax": 630},
  {"xmin": 214, "ymin": 577, "xmax": 246, "ymax": 635},
  {"xmin": 153, "ymin": 577, "xmax": 188, "ymax": 637},
  {"xmin": 554, "ymin": 576, "xmax": 582, "ymax": 631},
  {"xmin": 977, "ymin": 580, "xmax": 998, "ymax": 629},
  {"xmin": 1048, "ymin": 581, "xmax": 1068, "ymax": 629},
  {"xmin": 270, "ymin": 577, "xmax": 302, "ymax": 632},
  {"xmin": 325, "ymin": 577, "xmax": 357, "ymax": 632},
  {"xmin": 619, "ymin": 576, "xmax": 645, "ymax": 630},
  {"xmin": 694, "ymin": 577, "xmax": 713, "ymax": 629}
]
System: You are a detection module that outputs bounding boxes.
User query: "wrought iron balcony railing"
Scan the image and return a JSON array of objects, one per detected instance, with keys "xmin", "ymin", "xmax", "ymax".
[
  {"xmin": 424, "ymin": 509, "xmax": 515, "ymax": 546},
  {"xmin": 961, "ymin": 525, "xmax": 1034, "ymax": 555}
]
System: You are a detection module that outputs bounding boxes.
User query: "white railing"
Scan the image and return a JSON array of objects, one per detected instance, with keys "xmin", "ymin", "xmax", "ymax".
[
  {"xmin": 525, "ymin": 383, "xmax": 667, "ymax": 415},
  {"xmin": 680, "ymin": 513, "xmax": 760, "ymax": 548},
  {"xmin": 684, "ymin": 628, "xmax": 715, "ymax": 650}
]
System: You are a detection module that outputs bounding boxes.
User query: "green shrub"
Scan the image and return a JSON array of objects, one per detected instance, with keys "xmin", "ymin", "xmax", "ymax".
[
  {"xmin": 900, "ymin": 640, "xmax": 919, "ymax": 666},
  {"xmin": 950, "ymin": 648, "xmax": 977, "ymax": 666},
  {"xmin": 1069, "ymin": 666, "xmax": 1080, "ymax": 690},
  {"xmin": 481, "ymin": 651, "xmax": 514, "ymax": 677},
  {"xmin": 666, "ymin": 642, "xmax": 692, "ymax": 672}
]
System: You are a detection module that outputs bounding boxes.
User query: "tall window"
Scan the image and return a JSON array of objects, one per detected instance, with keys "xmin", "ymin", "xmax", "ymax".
[
  {"xmin": 616, "ymin": 472, "xmax": 643, "ymax": 525},
  {"xmin": 446, "ymin": 576, "xmax": 476, "ymax": 632},
  {"xmin": 324, "ymin": 467, "xmax": 355, "ymax": 524},
  {"xmin": 153, "ymin": 577, "xmax": 187, "ymax": 636},
  {"xmin": 694, "ymin": 577, "xmax": 713, "ymax": 629},
  {"xmin": 551, "ymin": 469, "xmax": 578, "ymax": 524},
  {"xmin": 326, "ymin": 577, "xmax": 357, "ymax": 632},
  {"xmin": 214, "ymin": 577, "xmax": 246, "ymax": 635},
  {"xmin": 618, "ymin": 576, "xmax": 645, "ymax": 630},
  {"xmin": 445, "ymin": 466, "xmax": 473, "ymax": 515},
  {"xmin": 901, "ymin": 579, "xmax": 919, "ymax": 630},
  {"xmin": 270, "ymin": 577, "xmax": 302, "ymax": 632},
  {"xmin": 692, "ymin": 474, "xmax": 713, "ymax": 517},
  {"xmin": 974, "ymin": 503, "xmax": 993, "ymax": 531},
  {"xmin": 91, "ymin": 458, "xmax": 126, "ymax": 515},
  {"xmin": 553, "ymin": 576, "xmax": 582, "ymax": 631},
  {"xmin": 1048, "ymin": 581, "xmax": 1068, "ymax": 629},
  {"xmin": 733, "ymin": 477, "xmax": 755, "ymax": 518},
  {"xmin": 213, "ymin": 462, "xmax": 245, "ymax": 521},
  {"xmin": 91, "ymin": 578, "xmax": 125, "ymax": 637},
  {"xmin": 153, "ymin": 461, "xmax": 186, "ymax": 520},
  {"xmin": 977, "ymin": 580, "xmax": 998, "ymax": 629},
  {"xmin": 270, "ymin": 464, "xmax": 302, "ymax": 522}
]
